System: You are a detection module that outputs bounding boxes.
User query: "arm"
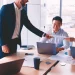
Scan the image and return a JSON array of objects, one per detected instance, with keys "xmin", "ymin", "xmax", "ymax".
[
  {"xmin": 57, "ymin": 40, "xmax": 70, "ymax": 52},
  {"xmin": 65, "ymin": 37, "xmax": 75, "ymax": 42},
  {"xmin": 0, "ymin": 6, "xmax": 10, "ymax": 53},
  {"xmin": 22, "ymin": 9, "xmax": 44, "ymax": 37},
  {"xmin": 40, "ymin": 37, "xmax": 48, "ymax": 43},
  {"xmin": 0, "ymin": 6, "xmax": 8, "ymax": 46},
  {"xmin": 62, "ymin": 39, "xmax": 70, "ymax": 49},
  {"xmin": 40, "ymin": 31, "xmax": 53, "ymax": 42},
  {"xmin": 57, "ymin": 34, "xmax": 70, "ymax": 52}
]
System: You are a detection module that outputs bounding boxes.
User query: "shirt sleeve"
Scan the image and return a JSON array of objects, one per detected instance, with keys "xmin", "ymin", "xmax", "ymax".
[
  {"xmin": 62, "ymin": 39, "xmax": 70, "ymax": 49},
  {"xmin": 40, "ymin": 37, "xmax": 48, "ymax": 42},
  {"xmin": 61, "ymin": 33, "xmax": 70, "ymax": 49}
]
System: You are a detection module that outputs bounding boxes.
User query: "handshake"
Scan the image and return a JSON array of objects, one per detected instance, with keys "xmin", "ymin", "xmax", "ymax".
[
  {"xmin": 43, "ymin": 33, "xmax": 53, "ymax": 39},
  {"xmin": 43, "ymin": 33, "xmax": 75, "ymax": 42}
]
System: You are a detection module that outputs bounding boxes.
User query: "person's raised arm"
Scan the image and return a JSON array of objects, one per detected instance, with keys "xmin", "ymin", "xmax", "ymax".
[
  {"xmin": 65, "ymin": 37, "xmax": 75, "ymax": 42},
  {"xmin": 22, "ymin": 9, "xmax": 50, "ymax": 37}
]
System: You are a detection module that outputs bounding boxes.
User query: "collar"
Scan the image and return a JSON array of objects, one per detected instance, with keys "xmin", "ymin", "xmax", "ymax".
[
  {"xmin": 14, "ymin": 2, "xmax": 22, "ymax": 11},
  {"xmin": 52, "ymin": 28, "xmax": 61, "ymax": 34}
]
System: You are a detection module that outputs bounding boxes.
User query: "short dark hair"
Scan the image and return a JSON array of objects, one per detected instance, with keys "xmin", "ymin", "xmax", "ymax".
[{"xmin": 52, "ymin": 16, "xmax": 62, "ymax": 23}]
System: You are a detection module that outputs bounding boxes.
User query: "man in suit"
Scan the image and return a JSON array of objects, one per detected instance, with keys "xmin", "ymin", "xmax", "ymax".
[{"xmin": 0, "ymin": 0, "xmax": 50, "ymax": 57}]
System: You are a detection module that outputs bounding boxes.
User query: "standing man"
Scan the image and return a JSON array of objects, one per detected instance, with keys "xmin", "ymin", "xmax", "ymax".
[{"xmin": 0, "ymin": 0, "xmax": 49, "ymax": 57}]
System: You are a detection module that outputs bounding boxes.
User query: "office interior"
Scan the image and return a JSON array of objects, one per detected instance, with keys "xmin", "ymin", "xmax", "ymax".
[
  {"xmin": 0, "ymin": 0, "xmax": 75, "ymax": 47},
  {"xmin": 0, "ymin": 0, "xmax": 75, "ymax": 75}
]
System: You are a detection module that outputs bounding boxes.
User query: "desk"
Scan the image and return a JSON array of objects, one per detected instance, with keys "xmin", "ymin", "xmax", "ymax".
[
  {"xmin": 47, "ymin": 50, "xmax": 75, "ymax": 75},
  {"xmin": 47, "ymin": 62, "xmax": 75, "ymax": 75},
  {"xmin": 0, "ymin": 49, "xmax": 58, "ymax": 75}
]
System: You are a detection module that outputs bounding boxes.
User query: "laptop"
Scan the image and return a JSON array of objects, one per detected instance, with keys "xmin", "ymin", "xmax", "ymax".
[
  {"xmin": 0, "ymin": 59, "xmax": 24, "ymax": 75},
  {"xmin": 37, "ymin": 42, "xmax": 57, "ymax": 55}
]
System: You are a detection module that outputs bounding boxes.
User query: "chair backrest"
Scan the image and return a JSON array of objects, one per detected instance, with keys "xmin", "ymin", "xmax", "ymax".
[{"xmin": 70, "ymin": 42, "xmax": 73, "ymax": 46}]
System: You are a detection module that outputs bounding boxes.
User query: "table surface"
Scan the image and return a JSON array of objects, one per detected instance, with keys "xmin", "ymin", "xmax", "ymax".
[
  {"xmin": 0, "ymin": 48, "xmax": 57, "ymax": 75},
  {"xmin": 47, "ymin": 62, "xmax": 75, "ymax": 75}
]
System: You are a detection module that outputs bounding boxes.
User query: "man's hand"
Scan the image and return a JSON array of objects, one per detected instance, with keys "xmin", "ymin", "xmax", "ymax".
[
  {"xmin": 45, "ymin": 34, "xmax": 53, "ymax": 39},
  {"xmin": 2, "ymin": 45, "xmax": 10, "ymax": 53},
  {"xmin": 64, "ymin": 37, "xmax": 75, "ymax": 42},
  {"xmin": 56, "ymin": 47, "xmax": 64, "ymax": 52}
]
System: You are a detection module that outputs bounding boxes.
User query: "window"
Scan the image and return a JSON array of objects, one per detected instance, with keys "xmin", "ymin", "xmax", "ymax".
[
  {"xmin": 62, "ymin": 0, "xmax": 75, "ymax": 28},
  {"xmin": 41, "ymin": 0, "xmax": 60, "ymax": 31}
]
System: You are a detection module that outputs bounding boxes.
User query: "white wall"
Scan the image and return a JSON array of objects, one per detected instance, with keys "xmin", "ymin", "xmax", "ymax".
[
  {"xmin": 27, "ymin": 5, "xmax": 41, "ymax": 45},
  {"xmin": 28, "ymin": 0, "xmax": 40, "ymax": 4},
  {"xmin": 0, "ymin": 0, "xmax": 15, "ymax": 8},
  {"xmin": 3, "ymin": 0, "xmax": 14, "ymax": 5},
  {"xmin": 40, "ymin": 0, "xmax": 46, "ymax": 31},
  {"xmin": 0, "ymin": 0, "xmax": 3, "ymax": 8},
  {"xmin": 21, "ymin": 0, "xmax": 41, "ymax": 46}
]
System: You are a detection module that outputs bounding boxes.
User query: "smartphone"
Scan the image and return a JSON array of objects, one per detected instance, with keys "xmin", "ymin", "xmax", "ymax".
[{"xmin": 25, "ymin": 53, "xmax": 34, "ymax": 55}]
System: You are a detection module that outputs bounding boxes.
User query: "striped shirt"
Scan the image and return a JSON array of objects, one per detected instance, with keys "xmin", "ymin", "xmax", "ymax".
[{"xmin": 40, "ymin": 28, "xmax": 70, "ymax": 49}]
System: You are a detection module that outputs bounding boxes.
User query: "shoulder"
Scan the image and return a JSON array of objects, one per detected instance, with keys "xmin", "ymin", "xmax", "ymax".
[
  {"xmin": 60, "ymin": 29, "xmax": 68, "ymax": 36},
  {"xmin": 1, "ymin": 3, "xmax": 13, "ymax": 12}
]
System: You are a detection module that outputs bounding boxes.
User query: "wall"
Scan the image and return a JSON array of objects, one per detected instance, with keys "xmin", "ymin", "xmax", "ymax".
[{"xmin": 21, "ymin": 0, "xmax": 41, "ymax": 46}]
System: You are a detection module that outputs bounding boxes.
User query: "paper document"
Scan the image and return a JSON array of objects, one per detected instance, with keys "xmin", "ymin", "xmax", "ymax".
[
  {"xmin": 22, "ymin": 55, "xmax": 46, "ymax": 67},
  {"xmin": 49, "ymin": 53, "xmax": 69, "ymax": 61},
  {"xmin": 49, "ymin": 50, "xmax": 75, "ymax": 65},
  {"xmin": 22, "ymin": 55, "xmax": 38, "ymax": 67}
]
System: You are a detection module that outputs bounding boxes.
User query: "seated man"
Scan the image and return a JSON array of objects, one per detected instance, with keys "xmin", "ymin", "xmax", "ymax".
[{"xmin": 40, "ymin": 16, "xmax": 70, "ymax": 52}]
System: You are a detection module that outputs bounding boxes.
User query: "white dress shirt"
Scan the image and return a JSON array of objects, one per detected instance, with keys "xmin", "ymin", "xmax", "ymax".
[
  {"xmin": 12, "ymin": 3, "xmax": 22, "ymax": 39},
  {"xmin": 40, "ymin": 28, "xmax": 70, "ymax": 49}
]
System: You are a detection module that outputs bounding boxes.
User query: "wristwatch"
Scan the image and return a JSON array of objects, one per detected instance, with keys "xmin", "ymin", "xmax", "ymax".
[{"xmin": 42, "ymin": 33, "xmax": 46, "ymax": 37}]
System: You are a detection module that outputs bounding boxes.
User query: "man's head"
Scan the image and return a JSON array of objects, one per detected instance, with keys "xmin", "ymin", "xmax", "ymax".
[
  {"xmin": 15, "ymin": 0, "xmax": 28, "ymax": 8},
  {"xmin": 52, "ymin": 16, "xmax": 62, "ymax": 33}
]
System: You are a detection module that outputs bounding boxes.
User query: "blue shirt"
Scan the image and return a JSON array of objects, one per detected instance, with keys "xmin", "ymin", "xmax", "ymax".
[{"xmin": 40, "ymin": 28, "xmax": 70, "ymax": 49}]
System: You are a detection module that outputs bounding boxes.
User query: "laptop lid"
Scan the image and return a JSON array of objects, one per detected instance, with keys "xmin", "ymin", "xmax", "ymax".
[
  {"xmin": 0, "ymin": 59, "xmax": 24, "ymax": 75},
  {"xmin": 37, "ymin": 42, "xmax": 57, "ymax": 55}
]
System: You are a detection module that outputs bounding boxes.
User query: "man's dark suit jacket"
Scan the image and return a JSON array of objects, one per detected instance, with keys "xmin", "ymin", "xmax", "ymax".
[{"xmin": 0, "ymin": 3, "xmax": 44, "ymax": 56}]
